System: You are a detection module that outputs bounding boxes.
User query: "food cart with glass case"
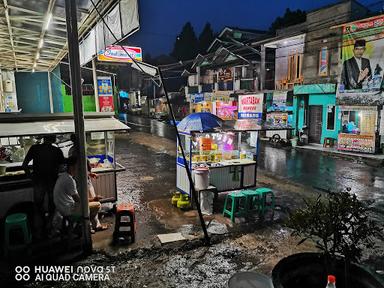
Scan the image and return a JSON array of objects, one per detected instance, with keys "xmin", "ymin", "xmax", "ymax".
[
  {"xmin": 0, "ymin": 113, "xmax": 129, "ymax": 220},
  {"xmin": 176, "ymin": 118, "xmax": 292, "ymax": 196}
]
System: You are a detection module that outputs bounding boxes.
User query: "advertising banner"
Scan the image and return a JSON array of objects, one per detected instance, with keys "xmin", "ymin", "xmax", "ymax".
[
  {"xmin": 97, "ymin": 45, "xmax": 142, "ymax": 63},
  {"xmin": 319, "ymin": 46, "xmax": 328, "ymax": 76},
  {"xmin": 216, "ymin": 102, "xmax": 237, "ymax": 120},
  {"xmin": 238, "ymin": 94, "xmax": 263, "ymax": 119},
  {"xmin": 97, "ymin": 76, "xmax": 114, "ymax": 112},
  {"xmin": 218, "ymin": 68, "xmax": 232, "ymax": 82},
  {"xmin": 337, "ymin": 15, "xmax": 384, "ymax": 105},
  {"xmin": 267, "ymin": 91, "xmax": 291, "ymax": 112}
]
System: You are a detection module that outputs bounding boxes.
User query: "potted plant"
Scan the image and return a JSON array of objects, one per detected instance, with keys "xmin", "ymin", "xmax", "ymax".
[{"xmin": 272, "ymin": 192, "xmax": 384, "ymax": 288}]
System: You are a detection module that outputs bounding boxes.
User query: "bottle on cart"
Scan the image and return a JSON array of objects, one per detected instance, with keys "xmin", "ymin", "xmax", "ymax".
[{"xmin": 326, "ymin": 275, "xmax": 336, "ymax": 288}]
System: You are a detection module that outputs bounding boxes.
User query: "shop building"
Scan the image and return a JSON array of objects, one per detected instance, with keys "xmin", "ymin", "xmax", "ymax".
[
  {"xmin": 184, "ymin": 27, "xmax": 268, "ymax": 119},
  {"xmin": 292, "ymin": 1, "xmax": 369, "ymax": 145}
]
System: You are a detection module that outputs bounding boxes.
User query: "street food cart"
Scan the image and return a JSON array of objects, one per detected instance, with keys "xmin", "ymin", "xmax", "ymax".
[
  {"xmin": 0, "ymin": 112, "xmax": 129, "ymax": 220},
  {"xmin": 176, "ymin": 114, "xmax": 292, "ymax": 196}
]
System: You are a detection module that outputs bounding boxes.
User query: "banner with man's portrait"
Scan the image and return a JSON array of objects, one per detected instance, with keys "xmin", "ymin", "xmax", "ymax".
[{"xmin": 337, "ymin": 15, "xmax": 384, "ymax": 105}]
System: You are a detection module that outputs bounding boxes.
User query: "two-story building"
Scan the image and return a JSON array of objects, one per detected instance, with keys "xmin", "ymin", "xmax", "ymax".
[
  {"xmin": 184, "ymin": 27, "xmax": 268, "ymax": 119},
  {"xmin": 292, "ymin": 0, "xmax": 369, "ymax": 146}
]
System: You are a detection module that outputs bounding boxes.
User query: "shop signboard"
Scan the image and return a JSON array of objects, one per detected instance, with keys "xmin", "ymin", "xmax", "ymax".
[
  {"xmin": 97, "ymin": 45, "xmax": 142, "ymax": 63},
  {"xmin": 267, "ymin": 91, "xmax": 291, "ymax": 112},
  {"xmin": 319, "ymin": 47, "xmax": 329, "ymax": 76},
  {"xmin": 216, "ymin": 102, "xmax": 237, "ymax": 120},
  {"xmin": 192, "ymin": 93, "xmax": 204, "ymax": 103},
  {"xmin": 337, "ymin": 15, "xmax": 384, "ymax": 105},
  {"xmin": 97, "ymin": 76, "xmax": 114, "ymax": 112},
  {"xmin": 218, "ymin": 68, "xmax": 232, "ymax": 82},
  {"xmin": 338, "ymin": 134, "xmax": 375, "ymax": 153},
  {"xmin": 238, "ymin": 94, "xmax": 263, "ymax": 119}
]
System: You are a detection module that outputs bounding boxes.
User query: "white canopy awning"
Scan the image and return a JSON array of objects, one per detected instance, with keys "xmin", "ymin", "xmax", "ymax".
[{"xmin": 0, "ymin": 117, "xmax": 129, "ymax": 137}]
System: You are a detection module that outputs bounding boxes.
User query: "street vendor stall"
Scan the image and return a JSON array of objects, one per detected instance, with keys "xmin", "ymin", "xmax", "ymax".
[
  {"xmin": 176, "ymin": 113, "xmax": 292, "ymax": 196},
  {"xmin": 0, "ymin": 112, "xmax": 129, "ymax": 220}
]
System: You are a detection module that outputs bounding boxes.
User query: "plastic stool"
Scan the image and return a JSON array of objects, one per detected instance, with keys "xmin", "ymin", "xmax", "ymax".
[
  {"xmin": 4, "ymin": 213, "xmax": 31, "ymax": 257},
  {"xmin": 171, "ymin": 192, "xmax": 181, "ymax": 206},
  {"xmin": 113, "ymin": 203, "xmax": 135, "ymax": 244},
  {"xmin": 177, "ymin": 194, "xmax": 191, "ymax": 209},
  {"xmin": 255, "ymin": 187, "xmax": 275, "ymax": 218},
  {"xmin": 242, "ymin": 190, "xmax": 263, "ymax": 215},
  {"xmin": 223, "ymin": 192, "xmax": 247, "ymax": 222}
]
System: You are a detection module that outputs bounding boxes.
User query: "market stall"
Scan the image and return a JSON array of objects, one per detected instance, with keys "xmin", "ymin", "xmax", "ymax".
[
  {"xmin": 0, "ymin": 113, "xmax": 129, "ymax": 220},
  {"xmin": 176, "ymin": 113, "xmax": 291, "ymax": 196},
  {"xmin": 338, "ymin": 106, "xmax": 378, "ymax": 153}
]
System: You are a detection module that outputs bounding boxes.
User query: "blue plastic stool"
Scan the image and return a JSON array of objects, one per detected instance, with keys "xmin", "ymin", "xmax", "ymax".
[{"xmin": 4, "ymin": 213, "xmax": 32, "ymax": 257}]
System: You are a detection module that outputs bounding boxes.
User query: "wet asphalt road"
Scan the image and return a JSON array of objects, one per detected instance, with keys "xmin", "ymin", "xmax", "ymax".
[{"xmin": 124, "ymin": 115, "xmax": 384, "ymax": 220}]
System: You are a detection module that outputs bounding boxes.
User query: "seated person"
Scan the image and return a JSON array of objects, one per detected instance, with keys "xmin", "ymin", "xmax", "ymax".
[
  {"xmin": 88, "ymin": 173, "xmax": 108, "ymax": 233},
  {"xmin": 52, "ymin": 157, "xmax": 80, "ymax": 233}
]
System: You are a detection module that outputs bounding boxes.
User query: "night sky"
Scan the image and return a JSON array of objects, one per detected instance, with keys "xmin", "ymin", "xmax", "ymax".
[{"xmin": 126, "ymin": 0, "xmax": 375, "ymax": 57}]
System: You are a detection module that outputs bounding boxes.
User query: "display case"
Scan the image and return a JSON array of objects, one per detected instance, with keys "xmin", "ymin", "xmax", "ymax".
[
  {"xmin": 176, "ymin": 130, "xmax": 258, "ymax": 194},
  {"xmin": 0, "ymin": 113, "xmax": 129, "ymax": 219}
]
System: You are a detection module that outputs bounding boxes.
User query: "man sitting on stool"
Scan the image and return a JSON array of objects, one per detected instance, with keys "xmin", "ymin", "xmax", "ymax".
[{"xmin": 52, "ymin": 157, "xmax": 80, "ymax": 235}]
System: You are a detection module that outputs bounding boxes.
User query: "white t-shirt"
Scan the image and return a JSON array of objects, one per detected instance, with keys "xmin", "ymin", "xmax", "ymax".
[{"xmin": 53, "ymin": 172, "xmax": 79, "ymax": 216}]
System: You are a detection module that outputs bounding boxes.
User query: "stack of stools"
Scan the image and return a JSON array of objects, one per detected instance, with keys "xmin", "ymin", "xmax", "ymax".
[
  {"xmin": 255, "ymin": 187, "xmax": 275, "ymax": 220},
  {"xmin": 4, "ymin": 213, "xmax": 31, "ymax": 258},
  {"xmin": 222, "ymin": 192, "xmax": 247, "ymax": 222},
  {"xmin": 113, "ymin": 203, "xmax": 136, "ymax": 244},
  {"xmin": 222, "ymin": 188, "xmax": 275, "ymax": 222},
  {"xmin": 242, "ymin": 189, "xmax": 263, "ymax": 216}
]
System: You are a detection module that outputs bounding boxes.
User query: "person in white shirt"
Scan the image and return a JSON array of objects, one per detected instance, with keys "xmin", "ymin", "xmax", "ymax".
[{"xmin": 52, "ymin": 157, "xmax": 80, "ymax": 232}]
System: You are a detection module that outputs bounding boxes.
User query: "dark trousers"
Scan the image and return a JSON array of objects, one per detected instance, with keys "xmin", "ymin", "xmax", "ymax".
[{"xmin": 33, "ymin": 180, "xmax": 56, "ymax": 240}]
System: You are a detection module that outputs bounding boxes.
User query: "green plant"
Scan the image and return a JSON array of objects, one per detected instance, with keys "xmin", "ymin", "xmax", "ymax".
[{"xmin": 288, "ymin": 192, "xmax": 381, "ymax": 264}]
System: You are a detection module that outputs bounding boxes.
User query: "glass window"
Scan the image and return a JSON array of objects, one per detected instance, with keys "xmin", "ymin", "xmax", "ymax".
[{"xmin": 327, "ymin": 105, "xmax": 336, "ymax": 130}]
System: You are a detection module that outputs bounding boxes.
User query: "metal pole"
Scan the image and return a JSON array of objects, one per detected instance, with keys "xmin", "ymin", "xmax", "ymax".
[
  {"xmin": 65, "ymin": 0, "xmax": 92, "ymax": 254},
  {"xmin": 159, "ymin": 68, "xmax": 210, "ymax": 245},
  {"xmin": 47, "ymin": 71, "xmax": 54, "ymax": 113},
  {"xmin": 92, "ymin": 58, "xmax": 100, "ymax": 112}
]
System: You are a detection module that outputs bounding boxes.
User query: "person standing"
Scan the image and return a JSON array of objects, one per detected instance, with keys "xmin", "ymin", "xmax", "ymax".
[
  {"xmin": 22, "ymin": 134, "xmax": 64, "ymax": 240},
  {"xmin": 341, "ymin": 39, "xmax": 372, "ymax": 90}
]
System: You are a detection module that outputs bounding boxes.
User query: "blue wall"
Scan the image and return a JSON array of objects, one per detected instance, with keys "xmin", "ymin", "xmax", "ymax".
[
  {"xmin": 15, "ymin": 66, "xmax": 63, "ymax": 113},
  {"xmin": 294, "ymin": 94, "xmax": 340, "ymax": 144}
]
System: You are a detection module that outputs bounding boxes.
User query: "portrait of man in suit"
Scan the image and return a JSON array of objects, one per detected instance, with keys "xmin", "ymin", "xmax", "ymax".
[{"xmin": 340, "ymin": 39, "xmax": 372, "ymax": 90}]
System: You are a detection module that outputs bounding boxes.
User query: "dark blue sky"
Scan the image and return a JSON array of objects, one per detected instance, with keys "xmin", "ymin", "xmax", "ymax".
[{"xmin": 127, "ymin": 0, "xmax": 374, "ymax": 57}]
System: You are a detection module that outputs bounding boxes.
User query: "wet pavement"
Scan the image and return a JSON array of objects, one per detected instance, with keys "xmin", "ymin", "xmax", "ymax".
[{"xmin": 126, "ymin": 115, "xmax": 384, "ymax": 219}]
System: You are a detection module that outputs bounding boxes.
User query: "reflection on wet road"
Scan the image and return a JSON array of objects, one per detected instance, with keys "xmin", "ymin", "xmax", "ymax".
[{"xmin": 125, "ymin": 115, "xmax": 384, "ymax": 217}]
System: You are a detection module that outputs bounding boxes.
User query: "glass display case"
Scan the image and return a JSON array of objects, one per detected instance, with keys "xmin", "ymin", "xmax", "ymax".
[{"xmin": 176, "ymin": 130, "xmax": 258, "ymax": 194}]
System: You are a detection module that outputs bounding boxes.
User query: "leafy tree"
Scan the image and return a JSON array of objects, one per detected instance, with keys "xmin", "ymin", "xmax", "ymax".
[
  {"xmin": 171, "ymin": 22, "xmax": 198, "ymax": 61},
  {"xmin": 198, "ymin": 22, "xmax": 214, "ymax": 54},
  {"xmin": 269, "ymin": 8, "xmax": 306, "ymax": 33}
]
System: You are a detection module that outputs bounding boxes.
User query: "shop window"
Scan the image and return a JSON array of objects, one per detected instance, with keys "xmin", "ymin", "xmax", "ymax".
[{"xmin": 327, "ymin": 105, "xmax": 336, "ymax": 130}]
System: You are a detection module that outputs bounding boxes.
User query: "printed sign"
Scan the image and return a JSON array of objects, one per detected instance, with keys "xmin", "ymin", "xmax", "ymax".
[
  {"xmin": 319, "ymin": 47, "xmax": 328, "ymax": 76},
  {"xmin": 218, "ymin": 68, "xmax": 232, "ymax": 82},
  {"xmin": 97, "ymin": 45, "xmax": 142, "ymax": 63},
  {"xmin": 337, "ymin": 15, "xmax": 384, "ymax": 105},
  {"xmin": 267, "ymin": 91, "xmax": 290, "ymax": 112},
  {"xmin": 216, "ymin": 102, "xmax": 237, "ymax": 120},
  {"xmin": 338, "ymin": 134, "xmax": 375, "ymax": 153},
  {"xmin": 97, "ymin": 76, "xmax": 114, "ymax": 112},
  {"xmin": 238, "ymin": 94, "xmax": 263, "ymax": 119}
]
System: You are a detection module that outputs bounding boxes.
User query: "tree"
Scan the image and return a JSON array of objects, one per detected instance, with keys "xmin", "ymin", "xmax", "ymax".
[
  {"xmin": 198, "ymin": 22, "xmax": 214, "ymax": 54},
  {"xmin": 171, "ymin": 22, "xmax": 198, "ymax": 61},
  {"xmin": 269, "ymin": 8, "xmax": 306, "ymax": 33}
]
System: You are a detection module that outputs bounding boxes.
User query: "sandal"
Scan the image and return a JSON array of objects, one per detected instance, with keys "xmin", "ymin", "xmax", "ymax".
[{"xmin": 95, "ymin": 224, "xmax": 108, "ymax": 232}]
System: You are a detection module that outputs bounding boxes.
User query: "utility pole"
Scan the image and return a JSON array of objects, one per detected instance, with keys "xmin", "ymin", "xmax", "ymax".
[{"xmin": 65, "ymin": 0, "xmax": 92, "ymax": 253}]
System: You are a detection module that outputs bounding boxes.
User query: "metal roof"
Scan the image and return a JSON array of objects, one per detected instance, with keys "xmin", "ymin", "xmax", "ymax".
[
  {"xmin": 0, "ymin": 0, "xmax": 117, "ymax": 72},
  {"xmin": 0, "ymin": 116, "xmax": 130, "ymax": 137}
]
